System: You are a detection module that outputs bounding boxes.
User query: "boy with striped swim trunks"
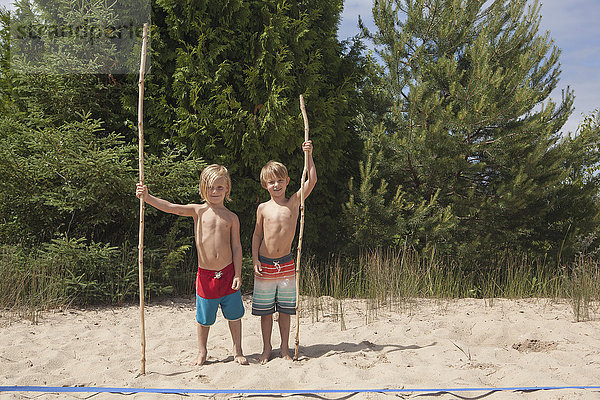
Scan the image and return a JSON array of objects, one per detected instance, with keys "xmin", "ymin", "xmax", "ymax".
[
  {"xmin": 252, "ymin": 140, "xmax": 317, "ymax": 364},
  {"xmin": 137, "ymin": 164, "xmax": 247, "ymax": 366}
]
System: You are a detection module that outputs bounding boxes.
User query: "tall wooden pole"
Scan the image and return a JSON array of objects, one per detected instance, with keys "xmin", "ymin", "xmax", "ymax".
[
  {"xmin": 294, "ymin": 94, "xmax": 309, "ymax": 360},
  {"xmin": 137, "ymin": 22, "xmax": 149, "ymax": 376}
]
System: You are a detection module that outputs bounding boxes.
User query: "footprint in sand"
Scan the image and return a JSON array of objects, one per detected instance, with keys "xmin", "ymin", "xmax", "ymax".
[{"xmin": 512, "ymin": 339, "xmax": 558, "ymax": 353}]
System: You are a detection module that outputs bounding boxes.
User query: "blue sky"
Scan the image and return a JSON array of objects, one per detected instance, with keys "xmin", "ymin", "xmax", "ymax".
[
  {"xmin": 339, "ymin": 0, "xmax": 600, "ymax": 135},
  {"xmin": 1, "ymin": 0, "xmax": 597, "ymax": 134}
]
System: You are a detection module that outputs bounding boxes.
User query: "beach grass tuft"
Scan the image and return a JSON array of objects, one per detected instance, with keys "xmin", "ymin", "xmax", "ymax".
[
  {"xmin": 0, "ymin": 245, "xmax": 70, "ymax": 323},
  {"xmin": 3, "ymin": 243, "xmax": 598, "ymax": 324},
  {"xmin": 299, "ymin": 247, "xmax": 599, "ymax": 323}
]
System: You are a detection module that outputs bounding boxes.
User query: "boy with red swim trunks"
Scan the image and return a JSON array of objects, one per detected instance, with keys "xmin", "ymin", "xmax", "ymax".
[
  {"xmin": 252, "ymin": 140, "xmax": 317, "ymax": 364},
  {"xmin": 136, "ymin": 164, "xmax": 247, "ymax": 366}
]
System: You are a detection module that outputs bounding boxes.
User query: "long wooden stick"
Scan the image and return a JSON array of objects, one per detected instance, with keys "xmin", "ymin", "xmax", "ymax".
[
  {"xmin": 137, "ymin": 22, "xmax": 149, "ymax": 376},
  {"xmin": 294, "ymin": 94, "xmax": 309, "ymax": 360}
]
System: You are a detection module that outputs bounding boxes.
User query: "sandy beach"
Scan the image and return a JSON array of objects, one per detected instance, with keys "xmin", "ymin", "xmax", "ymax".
[{"xmin": 1, "ymin": 297, "xmax": 599, "ymax": 399}]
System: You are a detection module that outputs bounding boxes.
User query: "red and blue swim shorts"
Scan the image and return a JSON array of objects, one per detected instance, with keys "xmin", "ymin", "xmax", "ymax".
[{"xmin": 195, "ymin": 263, "xmax": 244, "ymax": 326}]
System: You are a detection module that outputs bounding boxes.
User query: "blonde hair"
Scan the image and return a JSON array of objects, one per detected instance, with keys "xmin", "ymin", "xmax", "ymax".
[
  {"xmin": 260, "ymin": 160, "xmax": 288, "ymax": 188},
  {"xmin": 199, "ymin": 164, "xmax": 232, "ymax": 202}
]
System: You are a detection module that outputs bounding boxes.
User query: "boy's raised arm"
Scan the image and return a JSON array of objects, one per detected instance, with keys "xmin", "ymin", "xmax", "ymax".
[
  {"xmin": 294, "ymin": 140, "xmax": 317, "ymax": 201},
  {"xmin": 136, "ymin": 183, "xmax": 198, "ymax": 217}
]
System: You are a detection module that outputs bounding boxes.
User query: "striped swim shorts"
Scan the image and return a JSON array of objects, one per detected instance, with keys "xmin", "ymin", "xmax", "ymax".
[{"xmin": 251, "ymin": 253, "xmax": 296, "ymax": 316}]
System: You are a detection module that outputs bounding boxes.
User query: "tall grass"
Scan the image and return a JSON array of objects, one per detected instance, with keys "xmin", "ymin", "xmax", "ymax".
[
  {"xmin": 299, "ymin": 247, "xmax": 600, "ymax": 322},
  {"xmin": 566, "ymin": 255, "xmax": 600, "ymax": 321},
  {"xmin": 2, "ymin": 239, "xmax": 149, "ymax": 322},
  {"xmin": 0, "ymin": 245, "xmax": 69, "ymax": 323},
  {"xmin": 4, "ymin": 243, "xmax": 599, "ymax": 323}
]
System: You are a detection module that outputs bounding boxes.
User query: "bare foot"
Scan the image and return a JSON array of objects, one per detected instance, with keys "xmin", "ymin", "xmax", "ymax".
[
  {"xmin": 234, "ymin": 354, "xmax": 249, "ymax": 365},
  {"xmin": 258, "ymin": 346, "xmax": 272, "ymax": 365},
  {"xmin": 280, "ymin": 348, "xmax": 292, "ymax": 361},
  {"xmin": 193, "ymin": 352, "xmax": 207, "ymax": 366}
]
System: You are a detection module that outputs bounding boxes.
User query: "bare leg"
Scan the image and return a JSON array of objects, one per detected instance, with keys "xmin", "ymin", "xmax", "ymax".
[
  {"xmin": 228, "ymin": 319, "xmax": 248, "ymax": 365},
  {"xmin": 259, "ymin": 314, "xmax": 273, "ymax": 364},
  {"xmin": 278, "ymin": 313, "xmax": 292, "ymax": 360},
  {"xmin": 194, "ymin": 323, "xmax": 210, "ymax": 365}
]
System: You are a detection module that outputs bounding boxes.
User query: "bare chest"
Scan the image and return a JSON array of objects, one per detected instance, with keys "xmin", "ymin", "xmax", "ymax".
[
  {"xmin": 195, "ymin": 210, "xmax": 231, "ymax": 238},
  {"xmin": 264, "ymin": 204, "xmax": 298, "ymax": 231}
]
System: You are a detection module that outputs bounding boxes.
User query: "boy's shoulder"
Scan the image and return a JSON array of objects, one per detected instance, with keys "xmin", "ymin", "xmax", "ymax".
[
  {"xmin": 190, "ymin": 203, "xmax": 221, "ymax": 216},
  {"xmin": 257, "ymin": 198, "xmax": 277, "ymax": 210},
  {"xmin": 224, "ymin": 206, "xmax": 239, "ymax": 219},
  {"xmin": 198, "ymin": 203, "xmax": 239, "ymax": 222},
  {"xmin": 188, "ymin": 203, "xmax": 205, "ymax": 212},
  {"xmin": 215, "ymin": 204, "xmax": 239, "ymax": 220},
  {"xmin": 257, "ymin": 199, "xmax": 270, "ymax": 208},
  {"xmin": 259, "ymin": 196, "xmax": 298, "ymax": 212}
]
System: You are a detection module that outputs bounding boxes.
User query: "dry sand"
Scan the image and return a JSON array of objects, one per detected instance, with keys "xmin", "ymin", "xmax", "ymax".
[{"xmin": 1, "ymin": 296, "xmax": 599, "ymax": 399}]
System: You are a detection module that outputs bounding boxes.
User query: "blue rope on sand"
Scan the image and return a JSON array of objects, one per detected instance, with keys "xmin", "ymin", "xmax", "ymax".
[{"xmin": 1, "ymin": 385, "xmax": 599, "ymax": 395}]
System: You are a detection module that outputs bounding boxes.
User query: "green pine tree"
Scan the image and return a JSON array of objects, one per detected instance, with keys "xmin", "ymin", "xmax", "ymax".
[{"xmin": 353, "ymin": 0, "xmax": 598, "ymax": 260}]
